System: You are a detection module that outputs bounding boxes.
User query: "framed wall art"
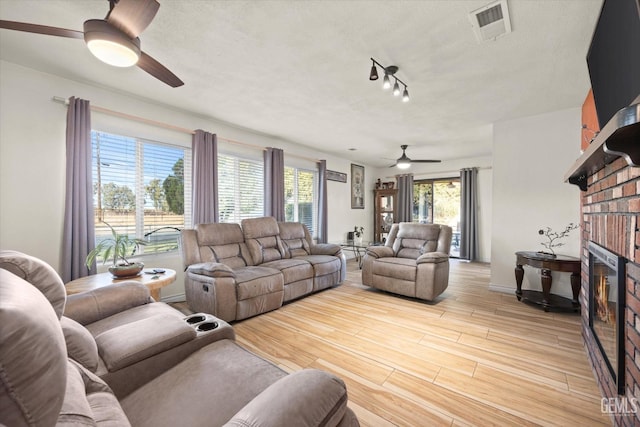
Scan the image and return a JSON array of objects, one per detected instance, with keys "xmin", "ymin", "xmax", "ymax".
[
  {"xmin": 351, "ymin": 163, "xmax": 365, "ymax": 209},
  {"xmin": 327, "ymin": 170, "xmax": 347, "ymax": 183}
]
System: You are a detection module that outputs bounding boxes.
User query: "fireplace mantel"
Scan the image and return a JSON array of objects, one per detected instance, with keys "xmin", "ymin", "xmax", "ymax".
[{"xmin": 565, "ymin": 102, "xmax": 640, "ymax": 191}]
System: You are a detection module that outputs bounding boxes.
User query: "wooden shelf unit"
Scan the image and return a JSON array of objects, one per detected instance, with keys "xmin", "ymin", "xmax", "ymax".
[{"xmin": 374, "ymin": 188, "xmax": 397, "ymax": 244}]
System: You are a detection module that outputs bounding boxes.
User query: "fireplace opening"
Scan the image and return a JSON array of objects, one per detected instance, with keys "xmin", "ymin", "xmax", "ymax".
[{"xmin": 588, "ymin": 241, "xmax": 626, "ymax": 394}]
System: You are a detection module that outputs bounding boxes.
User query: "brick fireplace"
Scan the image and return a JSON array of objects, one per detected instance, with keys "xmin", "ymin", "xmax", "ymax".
[{"xmin": 581, "ymin": 156, "xmax": 640, "ymax": 426}]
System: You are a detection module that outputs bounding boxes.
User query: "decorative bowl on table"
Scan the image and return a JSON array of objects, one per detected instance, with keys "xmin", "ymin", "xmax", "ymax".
[{"xmin": 109, "ymin": 262, "xmax": 144, "ymax": 279}]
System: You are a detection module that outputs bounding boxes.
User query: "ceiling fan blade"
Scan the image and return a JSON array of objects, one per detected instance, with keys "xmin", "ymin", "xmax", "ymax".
[
  {"xmin": 388, "ymin": 164, "xmax": 398, "ymax": 168},
  {"xmin": 0, "ymin": 20, "xmax": 83, "ymax": 39},
  {"xmin": 107, "ymin": 0, "xmax": 160, "ymax": 38},
  {"xmin": 137, "ymin": 51, "xmax": 184, "ymax": 87},
  {"xmin": 411, "ymin": 159, "xmax": 442, "ymax": 163}
]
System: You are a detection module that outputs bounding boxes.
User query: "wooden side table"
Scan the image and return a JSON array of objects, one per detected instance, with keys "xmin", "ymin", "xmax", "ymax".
[
  {"xmin": 514, "ymin": 251, "xmax": 580, "ymax": 313},
  {"xmin": 66, "ymin": 269, "xmax": 176, "ymax": 302}
]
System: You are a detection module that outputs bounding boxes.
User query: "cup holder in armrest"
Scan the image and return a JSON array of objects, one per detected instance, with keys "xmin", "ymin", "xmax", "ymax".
[
  {"xmin": 196, "ymin": 321, "xmax": 218, "ymax": 332},
  {"xmin": 185, "ymin": 314, "xmax": 207, "ymax": 324}
]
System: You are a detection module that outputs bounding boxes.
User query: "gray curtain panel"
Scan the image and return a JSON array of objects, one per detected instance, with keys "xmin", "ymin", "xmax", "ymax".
[
  {"xmin": 192, "ymin": 130, "xmax": 219, "ymax": 225},
  {"xmin": 460, "ymin": 167, "xmax": 479, "ymax": 261},
  {"xmin": 396, "ymin": 174, "xmax": 414, "ymax": 223},
  {"xmin": 62, "ymin": 97, "xmax": 96, "ymax": 282},
  {"xmin": 317, "ymin": 160, "xmax": 328, "ymax": 243},
  {"xmin": 264, "ymin": 147, "xmax": 285, "ymax": 221}
]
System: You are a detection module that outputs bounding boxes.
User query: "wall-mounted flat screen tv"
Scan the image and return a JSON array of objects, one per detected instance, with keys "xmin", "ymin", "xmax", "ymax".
[{"xmin": 587, "ymin": 0, "xmax": 640, "ymax": 129}]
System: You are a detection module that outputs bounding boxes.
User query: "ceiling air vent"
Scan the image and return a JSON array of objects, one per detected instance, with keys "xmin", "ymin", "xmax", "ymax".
[{"xmin": 469, "ymin": 0, "xmax": 512, "ymax": 43}]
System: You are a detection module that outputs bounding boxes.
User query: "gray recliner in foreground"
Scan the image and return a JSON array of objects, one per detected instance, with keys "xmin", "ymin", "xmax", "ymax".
[
  {"xmin": 362, "ymin": 223, "xmax": 452, "ymax": 301},
  {"xmin": 0, "ymin": 258, "xmax": 360, "ymax": 426}
]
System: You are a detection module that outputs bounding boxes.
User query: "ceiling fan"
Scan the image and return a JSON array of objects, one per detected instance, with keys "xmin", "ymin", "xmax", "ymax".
[
  {"xmin": 0, "ymin": 0, "xmax": 183, "ymax": 87},
  {"xmin": 389, "ymin": 145, "xmax": 441, "ymax": 169}
]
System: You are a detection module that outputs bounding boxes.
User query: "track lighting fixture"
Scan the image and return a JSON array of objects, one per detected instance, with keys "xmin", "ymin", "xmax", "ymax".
[{"xmin": 369, "ymin": 58, "xmax": 410, "ymax": 102}]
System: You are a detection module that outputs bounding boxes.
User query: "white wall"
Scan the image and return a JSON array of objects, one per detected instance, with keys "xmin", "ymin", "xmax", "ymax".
[
  {"xmin": 490, "ymin": 108, "xmax": 581, "ymax": 299},
  {"xmin": 372, "ymin": 155, "xmax": 493, "ymax": 263},
  {"xmin": 0, "ymin": 60, "xmax": 372, "ymax": 300}
]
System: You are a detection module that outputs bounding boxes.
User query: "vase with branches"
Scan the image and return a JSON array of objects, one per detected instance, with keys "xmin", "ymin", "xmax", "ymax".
[{"xmin": 538, "ymin": 222, "xmax": 579, "ymax": 256}]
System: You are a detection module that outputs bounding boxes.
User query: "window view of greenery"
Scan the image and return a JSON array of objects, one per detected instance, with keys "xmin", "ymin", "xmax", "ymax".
[
  {"xmin": 413, "ymin": 179, "xmax": 461, "ymax": 256},
  {"xmin": 285, "ymin": 167, "xmax": 317, "ymax": 236},
  {"xmin": 92, "ymin": 131, "xmax": 187, "ymax": 257},
  {"xmin": 218, "ymin": 154, "xmax": 263, "ymax": 223}
]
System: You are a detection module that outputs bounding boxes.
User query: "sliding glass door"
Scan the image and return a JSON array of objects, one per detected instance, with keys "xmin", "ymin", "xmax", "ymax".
[{"xmin": 413, "ymin": 179, "xmax": 461, "ymax": 257}]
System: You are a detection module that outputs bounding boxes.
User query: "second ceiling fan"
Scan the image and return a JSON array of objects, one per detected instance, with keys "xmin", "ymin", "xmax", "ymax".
[{"xmin": 389, "ymin": 145, "xmax": 441, "ymax": 169}]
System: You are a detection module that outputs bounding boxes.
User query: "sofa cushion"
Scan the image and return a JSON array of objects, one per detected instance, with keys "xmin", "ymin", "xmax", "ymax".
[
  {"xmin": 278, "ymin": 222, "xmax": 311, "ymax": 258},
  {"xmin": 225, "ymin": 369, "xmax": 348, "ymax": 427},
  {"xmin": 61, "ymin": 316, "xmax": 100, "ymax": 372},
  {"xmin": 0, "ymin": 269, "xmax": 67, "ymax": 427},
  {"xmin": 373, "ymin": 257, "xmax": 417, "ymax": 282},
  {"xmin": 234, "ymin": 266, "xmax": 284, "ymax": 300},
  {"xmin": 294, "ymin": 255, "xmax": 342, "ymax": 277},
  {"xmin": 242, "ymin": 217, "xmax": 286, "ymax": 264},
  {"xmin": 84, "ymin": 300, "xmax": 183, "ymax": 337},
  {"xmin": 262, "ymin": 258, "xmax": 314, "ymax": 285},
  {"xmin": 194, "ymin": 223, "xmax": 252, "ymax": 268},
  {"xmin": 64, "ymin": 282, "xmax": 151, "ymax": 326},
  {"xmin": 392, "ymin": 224, "xmax": 442, "ymax": 259},
  {"xmin": 95, "ymin": 314, "xmax": 197, "ymax": 371},
  {"xmin": 120, "ymin": 339, "xmax": 288, "ymax": 427},
  {"xmin": 188, "ymin": 262, "xmax": 236, "ymax": 278},
  {"xmin": 0, "ymin": 249, "xmax": 67, "ymax": 318}
]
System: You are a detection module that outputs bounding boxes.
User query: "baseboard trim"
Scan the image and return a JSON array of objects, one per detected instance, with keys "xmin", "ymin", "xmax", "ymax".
[
  {"xmin": 488, "ymin": 284, "xmax": 515, "ymax": 294},
  {"xmin": 161, "ymin": 293, "xmax": 186, "ymax": 303}
]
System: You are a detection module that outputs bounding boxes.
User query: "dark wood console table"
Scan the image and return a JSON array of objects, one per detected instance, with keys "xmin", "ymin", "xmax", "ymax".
[{"xmin": 515, "ymin": 251, "xmax": 581, "ymax": 313}]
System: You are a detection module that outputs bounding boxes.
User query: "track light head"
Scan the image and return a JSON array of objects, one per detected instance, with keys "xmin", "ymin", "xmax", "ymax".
[
  {"xmin": 402, "ymin": 86, "xmax": 410, "ymax": 102},
  {"xmin": 369, "ymin": 61, "xmax": 378, "ymax": 80},
  {"xmin": 393, "ymin": 79, "xmax": 401, "ymax": 96},
  {"xmin": 382, "ymin": 74, "xmax": 391, "ymax": 90}
]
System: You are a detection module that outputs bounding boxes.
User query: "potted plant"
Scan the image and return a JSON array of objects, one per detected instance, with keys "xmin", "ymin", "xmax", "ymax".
[
  {"xmin": 353, "ymin": 226, "xmax": 364, "ymax": 246},
  {"xmin": 86, "ymin": 222, "xmax": 148, "ymax": 278}
]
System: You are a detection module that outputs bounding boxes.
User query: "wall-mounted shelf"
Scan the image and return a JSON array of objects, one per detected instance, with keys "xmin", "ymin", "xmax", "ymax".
[{"xmin": 564, "ymin": 102, "xmax": 640, "ymax": 191}]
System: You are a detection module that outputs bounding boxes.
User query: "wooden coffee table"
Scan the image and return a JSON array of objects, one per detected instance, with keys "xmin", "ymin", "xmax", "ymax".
[{"xmin": 65, "ymin": 268, "xmax": 176, "ymax": 301}]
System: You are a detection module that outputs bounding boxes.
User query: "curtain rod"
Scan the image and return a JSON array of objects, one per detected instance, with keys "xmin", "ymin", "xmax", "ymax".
[
  {"xmin": 386, "ymin": 166, "xmax": 492, "ymax": 179},
  {"xmin": 52, "ymin": 96, "xmax": 320, "ymax": 162}
]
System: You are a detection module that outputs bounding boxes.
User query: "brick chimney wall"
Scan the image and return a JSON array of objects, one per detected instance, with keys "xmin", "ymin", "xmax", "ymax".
[{"xmin": 582, "ymin": 157, "xmax": 640, "ymax": 426}]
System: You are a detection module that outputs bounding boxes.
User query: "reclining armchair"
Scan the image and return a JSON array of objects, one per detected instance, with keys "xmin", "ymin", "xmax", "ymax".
[{"xmin": 361, "ymin": 223, "xmax": 452, "ymax": 301}]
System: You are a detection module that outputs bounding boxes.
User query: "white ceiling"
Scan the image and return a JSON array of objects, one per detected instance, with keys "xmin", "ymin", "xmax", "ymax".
[{"xmin": 0, "ymin": 0, "xmax": 603, "ymax": 167}]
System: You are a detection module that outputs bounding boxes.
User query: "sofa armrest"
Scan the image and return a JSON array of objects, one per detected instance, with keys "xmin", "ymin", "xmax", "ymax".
[
  {"xmin": 416, "ymin": 252, "xmax": 450, "ymax": 265},
  {"xmin": 224, "ymin": 369, "xmax": 348, "ymax": 427},
  {"xmin": 187, "ymin": 262, "xmax": 236, "ymax": 278},
  {"xmin": 365, "ymin": 246, "xmax": 394, "ymax": 259},
  {"xmin": 310, "ymin": 243, "xmax": 342, "ymax": 256},
  {"xmin": 65, "ymin": 282, "xmax": 151, "ymax": 326}
]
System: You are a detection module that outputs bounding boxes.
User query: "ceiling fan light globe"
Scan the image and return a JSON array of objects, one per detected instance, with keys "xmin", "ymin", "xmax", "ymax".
[
  {"xmin": 396, "ymin": 161, "xmax": 411, "ymax": 169},
  {"xmin": 84, "ymin": 20, "xmax": 140, "ymax": 67}
]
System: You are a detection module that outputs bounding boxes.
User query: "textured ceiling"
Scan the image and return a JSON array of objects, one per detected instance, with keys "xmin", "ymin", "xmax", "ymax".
[{"xmin": 0, "ymin": 0, "xmax": 603, "ymax": 166}]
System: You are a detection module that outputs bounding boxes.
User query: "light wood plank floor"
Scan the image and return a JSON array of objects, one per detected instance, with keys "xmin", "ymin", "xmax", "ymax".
[{"xmin": 179, "ymin": 260, "xmax": 610, "ymax": 426}]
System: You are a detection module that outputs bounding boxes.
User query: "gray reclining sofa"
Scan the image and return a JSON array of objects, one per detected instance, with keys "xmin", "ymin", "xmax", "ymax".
[{"xmin": 181, "ymin": 217, "xmax": 346, "ymax": 322}]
